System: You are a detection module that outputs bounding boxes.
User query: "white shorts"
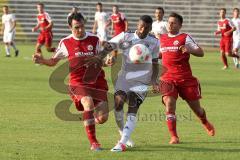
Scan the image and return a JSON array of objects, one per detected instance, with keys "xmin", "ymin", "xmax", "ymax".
[
  {"xmin": 233, "ymin": 37, "xmax": 240, "ymax": 49},
  {"xmin": 114, "ymin": 74, "xmax": 149, "ymax": 101},
  {"xmin": 3, "ymin": 31, "xmax": 15, "ymax": 43},
  {"xmin": 97, "ymin": 29, "xmax": 108, "ymax": 41}
]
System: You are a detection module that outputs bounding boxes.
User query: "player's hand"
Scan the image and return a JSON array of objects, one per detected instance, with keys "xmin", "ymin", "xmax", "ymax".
[
  {"xmin": 179, "ymin": 45, "xmax": 188, "ymax": 54},
  {"xmin": 32, "ymin": 28, "xmax": 36, "ymax": 32},
  {"xmin": 105, "ymin": 55, "xmax": 116, "ymax": 66},
  {"xmin": 32, "ymin": 53, "xmax": 43, "ymax": 64}
]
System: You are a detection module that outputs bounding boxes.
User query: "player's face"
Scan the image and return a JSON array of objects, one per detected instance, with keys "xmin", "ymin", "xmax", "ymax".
[
  {"xmin": 136, "ymin": 20, "xmax": 152, "ymax": 39},
  {"xmin": 96, "ymin": 5, "xmax": 102, "ymax": 12},
  {"xmin": 37, "ymin": 5, "xmax": 44, "ymax": 13},
  {"xmin": 155, "ymin": 9, "xmax": 164, "ymax": 21},
  {"xmin": 167, "ymin": 17, "xmax": 182, "ymax": 34},
  {"xmin": 71, "ymin": 19, "xmax": 85, "ymax": 38},
  {"xmin": 219, "ymin": 10, "xmax": 226, "ymax": 18},
  {"xmin": 113, "ymin": 6, "xmax": 118, "ymax": 14},
  {"xmin": 3, "ymin": 7, "xmax": 8, "ymax": 14},
  {"xmin": 233, "ymin": 9, "xmax": 239, "ymax": 18}
]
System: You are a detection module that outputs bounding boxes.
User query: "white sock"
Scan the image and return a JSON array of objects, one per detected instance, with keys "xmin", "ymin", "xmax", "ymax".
[
  {"xmin": 5, "ymin": 45, "xmax": 10, "ymax": 55},
  {"xmin": 114, "ymin": 109, "xmax": 124, "ymax": 134},
  {"xmin": 11, "ymin": 42, "xmax": 18, "ymax": 51},
  {"xmin": 233, "ymin": 58, "xmax": 238, "ymax": 65},
  {"xmin": 119, "ymin": 114, "xmax": 137, "ymax": 145}
]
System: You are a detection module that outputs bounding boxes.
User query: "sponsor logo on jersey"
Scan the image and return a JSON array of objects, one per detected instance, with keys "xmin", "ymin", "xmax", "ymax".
[{"xmin": 75, "ymin": 52, "xmax": 94, "ymax": 57}]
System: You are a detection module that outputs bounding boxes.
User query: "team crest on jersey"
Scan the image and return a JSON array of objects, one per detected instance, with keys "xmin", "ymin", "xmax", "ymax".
[
  {"xmin": 87, "ymin": 45, "xmax": 93, "ymax": 51},
  {"xmin": 173, "ymin": 40, "xmax": 179, "ymax": 46}
]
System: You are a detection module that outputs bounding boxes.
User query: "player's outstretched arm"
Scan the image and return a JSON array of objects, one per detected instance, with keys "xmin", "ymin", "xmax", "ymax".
[
  {"xmin": 151, "ymin": 58, "xmax": 160, "ymax": 93},
  {"xmin": 32, "ymin": 24, "xmax": 40, "ymax": 32},
  {"xmin": 33, "ymin": 53, "xmax": 60, "ymax": 66}
]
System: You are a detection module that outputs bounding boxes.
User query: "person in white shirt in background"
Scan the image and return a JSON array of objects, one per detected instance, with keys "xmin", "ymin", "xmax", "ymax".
[
  {"xmin": 1, "ymin": 5, "xmax": 19, "ymax": 57},
  {"xmin": 151, "ymin": 7, "xmax": 168, "ymax": 39},
  {"xmin": 231, "ymin": 8, "xmax": 240, "ymax": 68},
  {"xmin": 92, "ymin": 2, "xmax": 110, "ymax": 43}
]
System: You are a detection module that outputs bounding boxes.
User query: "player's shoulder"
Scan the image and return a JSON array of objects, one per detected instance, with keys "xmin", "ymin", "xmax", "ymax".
[
  {"xmin": 86, "ymin": 32, "xmax": 99, "ymax": 39},
  {"xmin": 148, "ymin": 33, "xmax": 158, "ymax": 39}
]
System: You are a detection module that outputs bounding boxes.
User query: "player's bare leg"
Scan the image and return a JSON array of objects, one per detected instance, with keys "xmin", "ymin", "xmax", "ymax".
[
  {"xmin": 94, "ymin": 101, "xmax": 109, "ymax": 124},
  {"xmin": 186, "ymin": 100, "xmax": 215, "ymax": 136},
  {"xmin": 10, "ymin": 41, "xmax": 19, "ymax": 57},
  {"xmin": 221, "ymin": 51, "xmax": 228, "ymax": 70},
  {"xmin": 81, "ymin": 96, "xmax": 101, "ymax": 151},
  {"xmin": 111, "ymin": 92, "xmax": 140, "ymax": 152},
  {"xmin": 4, "ymin": 43, "xmax": 11, "ymax": 57},
  {"xmin": 35, "ymin": 43, "xmax": 43, "ymax": 55},
  {"xmin": 163, "ymin": 96, "xmax": 179, "ymax": 144}
]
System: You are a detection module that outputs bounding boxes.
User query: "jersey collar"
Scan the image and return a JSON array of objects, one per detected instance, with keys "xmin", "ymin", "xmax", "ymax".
[{"xmin": 72, "ymin": 32, "xmax": 88, "ymax": 40}]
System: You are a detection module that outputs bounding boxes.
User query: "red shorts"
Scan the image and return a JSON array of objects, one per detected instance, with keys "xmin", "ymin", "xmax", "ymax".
[
  {"xmin": 69, "ymin": 80, "xmax": 108, "ymax": 111},
  {"xmin": 37, "ymin": 32, "xmax": 53, "ymax": 47},
  {"xmin": 160, "ymin": 77, "xmax": 201, "ymax": 101},
  {"xmin": 220, "ymin": 38, "xmax": 232, "ymax": 53}
]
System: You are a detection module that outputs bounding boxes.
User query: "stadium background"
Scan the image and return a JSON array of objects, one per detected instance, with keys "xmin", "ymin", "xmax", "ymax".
[{"xmin": 1, "ymin": 0, "xmax": 240, "ymax": 47}]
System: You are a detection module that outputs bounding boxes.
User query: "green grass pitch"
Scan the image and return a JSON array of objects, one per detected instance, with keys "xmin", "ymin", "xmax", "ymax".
[{"xmin": 0, "ymin": 44, "xmax": 240, "ymax": 160}]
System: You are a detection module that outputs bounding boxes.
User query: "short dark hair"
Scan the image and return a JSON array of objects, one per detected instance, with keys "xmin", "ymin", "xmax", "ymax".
[
  {"xmin": 169, "ymin": 12, "xmax": 183, "ymax": 25},
  {"xmin": 96, "ymin": 2, "xmax": 102, "ymax": 6},
  {"xmin": 156, "ymin": 7, "xmax": 164, "ymax": 14},
  {"xmin": 220, "ymin": 8, "xmax": 226, "ymax": 12},
  {"xmin": 140, "ymin": 15, "xmax": 153, "ymax": 25},
  {"xmin": 233, "ymin": 8, "xmax": 239, "ymax": 12},
  {"xmin": 37, "ymin": 2, "xmax": 44, "ymax": 7},
  {"xmin": 68, "ymin": 12, "xmax": 85, "ymax": 26},
  {"xmin": 113, "ymin": 5, "xmax": 118, "ymax": 8},
  {"xmin": 3, "ymin": 5, "xmax": 8, "ymax": 9}
]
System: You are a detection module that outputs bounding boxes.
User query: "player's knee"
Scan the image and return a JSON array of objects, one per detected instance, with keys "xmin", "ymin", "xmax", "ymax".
[
  {"xmin": 163, "ymin": 96, "xmax": 176, "ymax": 112},
  {"xmin": 81, "ymin": 96, "xmax": 94, "ymax": 110}
]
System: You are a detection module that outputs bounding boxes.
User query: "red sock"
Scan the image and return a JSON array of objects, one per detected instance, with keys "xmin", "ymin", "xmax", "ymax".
[
  {"xmin": 83, "ymin": 110, "xmax": 98, "ymax": 144},
  {"xmin": 197, "ymin": 109, "xmax": 208, "ymax": 124},
  {"xmin": 166, "ymin": 112, "xmax": 178, "ymax": 137},
  {"xmin": 221, "ymin": 53, "xmax": 228, "ymax": 67}
]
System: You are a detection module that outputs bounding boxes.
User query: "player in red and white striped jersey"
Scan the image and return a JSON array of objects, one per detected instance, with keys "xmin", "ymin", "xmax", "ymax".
[
  {"xmin": 110, "ymin": 5, "xmax": 128, "ymax": 37},
  {"xmin": 215, "ymin": 8, "xmax": 239, "ymax": 70},
  {"xmin": 32, "ymin": 3, "xmax": 55, "ymax": 55},
  {"xmin": 33, "ymin": 13, "xmax": 109, "ymax": 151},
  {"xmin": 159, "ymin": 13, "xmax": 215, "ymax": 144}
]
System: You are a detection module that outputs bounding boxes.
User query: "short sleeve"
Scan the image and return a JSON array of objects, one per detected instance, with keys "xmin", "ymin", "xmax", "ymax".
[
  {"xmin": 45, "ymin": 12, "xmax": 52, "ymax": 22},
  {"xmin": 11, "ymin": 14, "xmax": 16, "ymax": 21},
  {"xmin": 109, "ymin": 32, "xmax": 125, "ymax": 43},
  {"xmin": 53, "ymin": 41, "xmax": 68, "ymax": 59},
  {"xmin": 185, "ymin": 35, "xmax": 199, "ymax": 50}
]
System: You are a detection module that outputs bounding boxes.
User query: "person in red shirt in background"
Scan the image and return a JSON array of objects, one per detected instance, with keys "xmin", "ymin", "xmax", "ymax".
[
  {"xmin": 159, "ymin": 12, "xmax": 215, "ymax": 144},
  {"xmin": 32, "ymin": 13, "xmax": 109, "ymax": 151},
  {"xmin": 215, "ymin": 8, "xmax": 239, "ymax": 70},
  {"xmin": 110, "ymin": 5, "xmax": 128, "ymax": 37},
  {"xmin": 32, "ymin": 3, "xmax": 55, "ymax": 55}
]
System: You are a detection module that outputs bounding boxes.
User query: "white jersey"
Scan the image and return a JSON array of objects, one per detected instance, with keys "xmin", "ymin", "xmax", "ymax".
[
  {"xmin": 2, "ymin": 13, "xmax": 16, "ymax": 33},
  {"xmin": 232, "ymin": 18, "xmax": 240, "ymax": 39},
  {"xmin": 94, "ymin": 11, "xmax": 109, "ymax": 32},
  {"xmin": 152, "ymin": 20, "xmax": 168, "ymax": 35},
  {"xmin": 109, "ymin": 31, "xmax": 160, "ymax": 85}
]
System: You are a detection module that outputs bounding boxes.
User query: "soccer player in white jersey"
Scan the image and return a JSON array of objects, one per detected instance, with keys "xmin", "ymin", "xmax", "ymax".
[
  {"xmin": 151, "ymin": 7, "xmax": 168, "ymax": 39},
  {"xmin": 232, "ymin": 8, "xmax": 240, "ymax": 68},
  {"xmin": 1, "ymin": 5, "xmax": 19, "ymax": 57},
  {"xmin": 105, "ymin": 15, "xmax": 160, "ymax": 152},
  {"xmin": 92, "ymin": 2, "xmax": 110, "ymax": 42}
]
